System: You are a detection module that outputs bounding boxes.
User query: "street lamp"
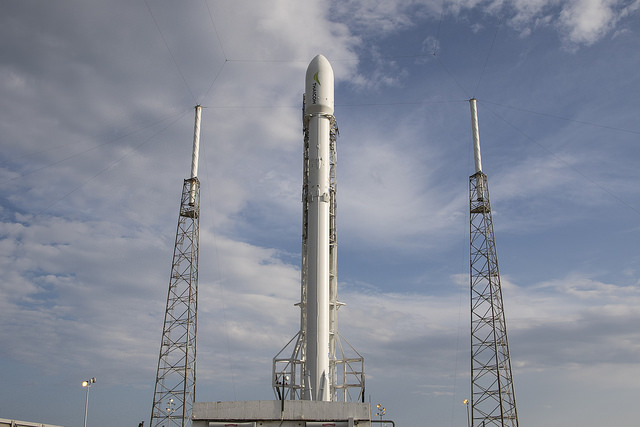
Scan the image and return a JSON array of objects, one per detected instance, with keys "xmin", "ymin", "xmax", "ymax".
[
  {"xmin": 82, "ymin": 377, "xmax": 96, "ymax": 427},
  {"xmin": 463, "ymin": 399, "xmax": 470, "ymax": 427}
]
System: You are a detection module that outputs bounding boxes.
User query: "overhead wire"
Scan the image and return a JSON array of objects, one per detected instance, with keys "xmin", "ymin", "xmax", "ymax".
[
  {"xmin": 194, "ymin": 119, "xmax": 238, "ymax": 400},
  {"xmin": 221, "ymin": 53, "xmax": 442, "ymax": 63},
  {"xmin": 201, "ymin": 0, "xmax": 229, "ymax": 104},
  {"xmin": 189, "ymin": 98, "xmax": 468, "ymax": 110},
  {"xmin": 199, "ymin": 0, "xmax": 239, "ymax": 397},
  {"xmin": 433, "ymin": 8, "xmax": 445, "ymax": 56},
  {"xmin": 480, "ymin": 99, "xmax": 640, "ymax": 217},
  {"xmin": 433, "ymin": 50, "xmax": 471, "ymax": 100},
  {"xmin": 204, "ymin": 0, "xmax": 228, "ymax": 61},
  {"xmin": 482, "ymin": 99, "xmax": 640, "ymax": 135},
  {"xmin": 0, "ymin": 109, "xmax": 189, "ymax": 186},
  {"xmin": 201, "ymin": 61, "xmax": 228, "ymax": 106},
  {"xmin": 33, "ymin": 108, "xmax": 191, "ymax": 216},
  {"xmin": 143, "ymin": 0, "xmax": 197, "ymax": 104},
  {"xmin": 473, "ymin": 18, "xmax": 503, "ymax": 98}
]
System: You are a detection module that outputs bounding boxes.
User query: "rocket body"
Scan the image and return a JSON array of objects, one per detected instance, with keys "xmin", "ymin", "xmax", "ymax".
[
  {"xmin": 304, "ymin": 54, "xmax": 334, "ymax": 401},
  {"xmin": 272, "ymin": 54, "xmax": 363, "ymax": 403}
]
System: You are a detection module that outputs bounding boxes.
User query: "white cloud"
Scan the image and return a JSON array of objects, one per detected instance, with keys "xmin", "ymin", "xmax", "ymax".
[
  {"xmin": 559, "ymin": 0, "xmax": 619, "ymax": 45},
  {"xmin": 331, "ymin": 1, "xmax": 432, "ymax": 34},
  {"xmin": 329, "ymin": 0, "xmax": 639, "ymax": 48},
  {"xmin": 338, "ymin": 113, "xmax": 467, "ymax": 250}
]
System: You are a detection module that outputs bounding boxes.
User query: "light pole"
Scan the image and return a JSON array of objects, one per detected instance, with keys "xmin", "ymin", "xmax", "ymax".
[
  {"xmin": 82, "ymin": 377, "xmax": 96, "ymax": 427},
  {"xmin": 279, "ymin": 375, "xmax": 289, "ymax": 412},
  {"xmin": 376, "ymin": 403, "xmax": 386, "ymax": 427},
  {"xmin": 463, "ymin": 399, "xmax": 470, "ymax": 427}
]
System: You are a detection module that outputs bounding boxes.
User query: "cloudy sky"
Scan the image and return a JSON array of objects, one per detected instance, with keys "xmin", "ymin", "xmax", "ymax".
[{"xmin": 1, "ymin": 1, "xmax": 640, "ymax": 426}]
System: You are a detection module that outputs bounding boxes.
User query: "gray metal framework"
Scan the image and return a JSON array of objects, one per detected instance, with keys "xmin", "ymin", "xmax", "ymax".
[
  {"xmin": 273, "ymin": 100, "xmax": 364, "ymax": 403},
  {"xmin": 469, "ymin": 171, "xmax": 518, "ymax": 427},
  {"xmin": 151, "ymin": 177, "xmax": 200, "ymax": 427}
]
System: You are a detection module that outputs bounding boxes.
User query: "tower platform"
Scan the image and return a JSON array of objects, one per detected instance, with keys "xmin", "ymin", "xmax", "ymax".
[{"xmin": 192, "ymin": 400, "xmax": 371, "ymax": 427}]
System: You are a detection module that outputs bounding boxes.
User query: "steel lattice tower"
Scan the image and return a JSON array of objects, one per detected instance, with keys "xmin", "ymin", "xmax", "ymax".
[
  {"xmin": 468, "ymin": 99, "xmax": 519, "ymax": 427},
  {"xmin": 150, "ymin": 106, "xmax": 202, "ymax": 427}
]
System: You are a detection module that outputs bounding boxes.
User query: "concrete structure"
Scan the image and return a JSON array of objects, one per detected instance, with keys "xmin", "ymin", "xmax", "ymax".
[
  {"xmin": 0, "ymin": 419, "xmax": 65, "ymax": 427},
  {"xmin": 192, "ymin": 401, "xmax": 371, "ymax": 427}
]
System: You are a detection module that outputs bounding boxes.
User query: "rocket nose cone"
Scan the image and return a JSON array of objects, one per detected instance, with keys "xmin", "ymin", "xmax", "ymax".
[
  {"xmin": 305, "ymin": 54, "xmax": 334, "ymax": 115},
  {"xmin": 308, "ymin": 54, "xmax": 332, "ymax": 71},
  {"xmin": 306, "ymin": 55, "xmax": 334, "ymax": 83}
]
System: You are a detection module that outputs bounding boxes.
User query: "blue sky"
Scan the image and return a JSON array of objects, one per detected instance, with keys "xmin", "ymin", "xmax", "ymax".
[{"xmin": 1, "ymin": 1, "xmax": 639, "ymax": 426}]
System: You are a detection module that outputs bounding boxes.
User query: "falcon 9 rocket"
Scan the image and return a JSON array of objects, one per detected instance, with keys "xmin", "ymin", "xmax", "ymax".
[
  {"xmin": 304, "ymin": 54, "xmax": 334, "ymax": 401},
  {"xmin": 272, "ymin": 55, "xmax": 364, "ymax": 404}
]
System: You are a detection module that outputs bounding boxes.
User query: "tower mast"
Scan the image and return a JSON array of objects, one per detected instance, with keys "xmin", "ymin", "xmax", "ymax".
[
  {"xmin": 150, "ymin": 105, "xmax": 202, "ymax": 427},
  {"xmin": 468, "ymin": 99, "xmax": 519, "ymax": 427}
]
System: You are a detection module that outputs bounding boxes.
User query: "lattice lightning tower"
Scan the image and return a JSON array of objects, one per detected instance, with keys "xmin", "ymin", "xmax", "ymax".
[
  {"xmin": 150, "ymin": 106, "xmax": 202, "ymax": 427},
  {"xmin": 468, "ymin": 99, "xmax": 519, "ymax": 427}
]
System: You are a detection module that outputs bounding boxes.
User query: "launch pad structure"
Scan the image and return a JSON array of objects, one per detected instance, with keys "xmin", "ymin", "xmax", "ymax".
[
  {"xmin": 192, "ymin": 401, "xmax": 371, "ymax": 427},
  {"xmin": 192, "ymin": 55, "xmax": 369, "ymax": 427},
  {"xmin": 149, "ymin": 57, "xmax": 520, "ymax": 427}
]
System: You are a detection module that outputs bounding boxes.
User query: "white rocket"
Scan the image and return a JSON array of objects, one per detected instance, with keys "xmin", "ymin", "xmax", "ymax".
[
  {"xmin": 273, "ymin": 55, "xmax": 363, "ymax": 403},
  {"xmin": 303, "ymin": 54, "xmax": 334, "ymax": 401}
]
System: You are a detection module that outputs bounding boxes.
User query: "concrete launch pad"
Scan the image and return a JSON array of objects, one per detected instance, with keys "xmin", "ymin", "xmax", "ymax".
[
  {"xmin": 0, "ymin": 419, "xmax": 65, "ymax": 427},
  {"xmin": 192, "ymin": 401, "xmax": 371, "ymax": 427}
]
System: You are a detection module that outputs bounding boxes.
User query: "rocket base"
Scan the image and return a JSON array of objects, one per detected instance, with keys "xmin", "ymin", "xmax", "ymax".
[{"xmin": 193, "ymin": 401, "xmax": 372, "ymax": 427}]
